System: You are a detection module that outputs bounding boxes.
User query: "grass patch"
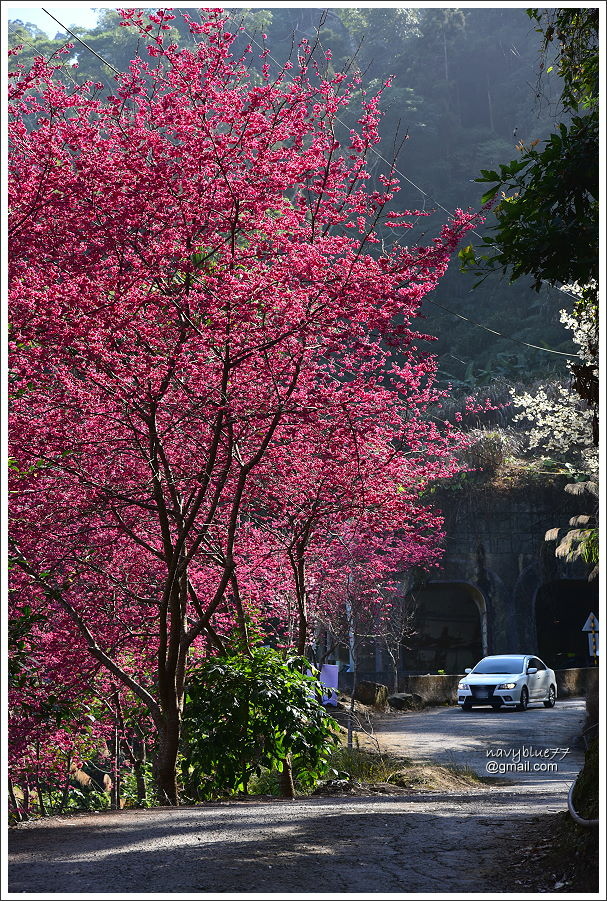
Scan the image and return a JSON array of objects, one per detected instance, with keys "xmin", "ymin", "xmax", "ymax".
[
  {"xmin": 387, "ymin": 762, "xmax": 493, "ymax": 791},
  {"xmin": 246, "ymin": 746, "xmax": 494, "ymax": 797},
  {"xmin": 328, "ymin": 746, "xmax": 413, "ymax": 783}
]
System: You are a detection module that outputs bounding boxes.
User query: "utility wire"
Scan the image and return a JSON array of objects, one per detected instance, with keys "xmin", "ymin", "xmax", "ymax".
[
  {"xmin": 41, "ymin": 7, "xmax": 122, "ymax": 75},
  {"xmin": 225, "ymin": 13, "xmax": 466, "ymax": 232},
  {"xmin": 424, "ymin": 297, "xmax": 577, "ymax": 358},
  {"xmin": 227, "ymin": 13, "xmax": 584, "ymax": 305},
  {"xmin": 33, "ymin": 7, "xmax": 583, "ymax": 356},
  {"xmin": 8, "ymin": 25, "xmax": 83, "ymax": 89}
]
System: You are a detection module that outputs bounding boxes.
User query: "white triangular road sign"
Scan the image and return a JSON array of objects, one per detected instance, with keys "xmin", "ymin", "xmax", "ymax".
[{"xmin": 582, "ymin": 613, "xmax": 599, "ymax": 632}]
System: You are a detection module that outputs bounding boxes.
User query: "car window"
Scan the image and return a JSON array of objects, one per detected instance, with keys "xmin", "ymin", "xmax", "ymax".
[
  {"xmin": 471, "ymin": 657, "xmax": 524, "ymax": 674},
  {"xmin": 530, "ymin": 657, "xmax": 546, "ymax": 671}
]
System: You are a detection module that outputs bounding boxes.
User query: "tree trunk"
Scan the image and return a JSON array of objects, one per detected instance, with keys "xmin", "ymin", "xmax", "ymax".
[
  {"xmin": 34, "ymin": 774, "xmax": 47, "ymax": 817},
  {"xmin": 486, "ymin": 74, "xmax": 495, "ymax": 132},
  {"xmin": 154, "ymin": 715, "xmax": 181, "ymax": 805},
  {"xmin": 8, "ymin": 780, "xmax": 24, "ymax": 822},
  {"xmin": 131, "ymin": 736, "xmax": 148, "ymax": 807},
  {"xmin": 133, "ymin": 760, "xmax": 147, "ymax": 807},
  {"xmin": 392, "ymin": 656, "xmax": 399, "ymax": 695},
  {"xmin": 22, "ymin": 783, "xmax": 30, "ymax": 819},
  {"xmin": 58, "ymin": 762, "xmax": 72, "ymax": 815},
  {"xmin": 279, "ymin": 757, "xmax": 295, "ymax": 799}
]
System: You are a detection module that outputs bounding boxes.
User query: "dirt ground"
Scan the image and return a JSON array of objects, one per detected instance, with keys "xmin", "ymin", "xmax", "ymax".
[
  {"xmin": 7, "ymin": 699, "xmax": 599, "ymax": 896},
  {"xmin": 8, "ymin": 787, "xmax": 579, "ymax": 895}
]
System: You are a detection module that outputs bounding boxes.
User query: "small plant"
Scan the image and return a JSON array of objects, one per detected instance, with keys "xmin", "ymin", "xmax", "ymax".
[
  {"xmin": 181, "ymin": 647, "xmax": 340, "ymax": 800},
  {"xmin": 326, "ymin": 747, "xmax": 411, "ymax": 784},
  {"xmin": 460, "ymin": 428, "xmax": 521, "ymax": 473}
]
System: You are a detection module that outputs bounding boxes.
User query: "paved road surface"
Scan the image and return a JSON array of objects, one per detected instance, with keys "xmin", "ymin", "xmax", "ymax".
[
  {"xmin": 374, "ymin": 697, "xmax": 586, "ymax": 792},
  {"xmin": 8, "ymin": 699, "xmax": 588, "ymax": 895}
]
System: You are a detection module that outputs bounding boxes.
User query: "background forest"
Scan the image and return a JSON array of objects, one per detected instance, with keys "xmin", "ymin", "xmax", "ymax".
[{"xmin": 9, "ymin": 5, "xmax": 576, "ymax": 397}]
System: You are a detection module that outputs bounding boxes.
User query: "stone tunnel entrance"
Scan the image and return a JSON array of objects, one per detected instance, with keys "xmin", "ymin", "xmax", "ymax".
[
  {"xmin": 405, "ymin": 581, "xmax": 486, "ymax": 675},
  {"xmin": 535, "ymin": 579, "xmax": 599, "ymax": 669}
]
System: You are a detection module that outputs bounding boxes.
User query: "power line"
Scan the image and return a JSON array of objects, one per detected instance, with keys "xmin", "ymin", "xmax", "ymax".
[
  {"xmin": 8, "ymin": 25, "xmax": 83, "ymax": 89},
  {"xmin": 40, "ymin": 7, "xmax": 122, "ymax": 75},
  {"xmin": 424, "ymin": 297, "xmax": 577, "ymax": 358},
  {"xmin": 225, "ymin": 13, "xmax": 471, "ymax": 232},
  {"xmin": 226, "ymin": 12, "xmax": 583, "ymax": 307}
]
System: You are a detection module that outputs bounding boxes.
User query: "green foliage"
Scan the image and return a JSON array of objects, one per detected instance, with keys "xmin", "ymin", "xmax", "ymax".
[
  {"xmin": 465, "ymin": 7, "xmax": 598, "ymax": 315},
  {"xmin": 460, "ymin": 428, "xmax": 521, "ymax": 473},
  {"xmin": 120, "ymin": 760, "xmax": 155, "ymax": 809},
  {"xmin": 327, "ymin": 746, "xmax": 411, "ymax": 784},
  {"xmin": 181, "ymin": 647, "xmax": 339, "ymax": 800},
  {"xmin": 527, "ymin": 8, "xmax": 598, "ymax": 112},
  {"xmin": 466, "ymin": 114, "xmax": 598, "ymax": 294},
  {"xmin": 580, "ymin": 528, "xmax": 599, "ymax": 566}
]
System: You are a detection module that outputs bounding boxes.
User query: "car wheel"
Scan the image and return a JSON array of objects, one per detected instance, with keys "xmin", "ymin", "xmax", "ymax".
[
  {"xmin": 461, "ymin": 701, "xmax": 473, "ymax": 711},
  {"xmin": 543, "ymin": 685, "xmax": 556, "ymax": 708},
  {"xmin": 517, "ymin": 686, "xmax": 529, "ymax": 711}
]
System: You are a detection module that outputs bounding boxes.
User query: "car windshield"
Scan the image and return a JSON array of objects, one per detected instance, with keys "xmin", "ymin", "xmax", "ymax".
[{"xmin": 471, "ymin": 657, "xmax": 524, "ymax": 674}]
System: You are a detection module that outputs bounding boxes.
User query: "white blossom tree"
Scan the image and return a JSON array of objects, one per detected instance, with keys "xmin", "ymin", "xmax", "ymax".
[{"xmin": 511, "ymin": 290, "xmax": 598, "ymax": 577}]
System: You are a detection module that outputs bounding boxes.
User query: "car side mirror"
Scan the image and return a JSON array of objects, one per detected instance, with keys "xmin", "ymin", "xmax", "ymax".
[
  {"xmin": 527, "ymin": 667, "xmax": 537, "ymax": 674},
  {"xmin": 464, "ymin": 668, "xmax": 472, "ymax": 674}
]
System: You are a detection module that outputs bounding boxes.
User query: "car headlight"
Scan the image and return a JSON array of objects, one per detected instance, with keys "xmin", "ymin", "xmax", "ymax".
[
  {"xmin": 497, "ymin": 682, "xmax": 517, "ymax": 690},
  {"xmin": 458, "ymin": 682, "xmax": 469, "ymax": 690}
]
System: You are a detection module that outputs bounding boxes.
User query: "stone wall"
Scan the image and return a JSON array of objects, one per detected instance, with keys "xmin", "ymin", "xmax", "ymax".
[
  {"xmin": 342, "ymin": 668, "xmax": 599, "ymax": 706},
  {"xmin": 556, "ymin": 666, "xmax": 599, "ymax": 699},
  {"xmin": 430, "ymin": 470, "xmax": 594, "ymax": 654}
]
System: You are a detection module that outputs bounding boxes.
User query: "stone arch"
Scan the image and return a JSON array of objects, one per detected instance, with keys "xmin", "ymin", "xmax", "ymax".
[
  {"xmin": 534, "ymin": 578, "xmax": 599, "ymax": 668},
  {"xmin": 406, "ymin": 580, "xmax": 487, "ymax": 674}
]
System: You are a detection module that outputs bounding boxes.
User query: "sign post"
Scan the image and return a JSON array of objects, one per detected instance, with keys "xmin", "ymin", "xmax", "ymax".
[{"xmin": 582, "ymin": 613, "xmax": 599, "ymax": 665}]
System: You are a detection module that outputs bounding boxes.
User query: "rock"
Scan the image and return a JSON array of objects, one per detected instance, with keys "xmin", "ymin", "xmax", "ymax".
[
  {"xmin": 354, "ymin": 681, "xmax": 389, "ymax": 708},
  {"xmin": 388, "ymin": 692, "xmax": 423, "ymax": 710}
]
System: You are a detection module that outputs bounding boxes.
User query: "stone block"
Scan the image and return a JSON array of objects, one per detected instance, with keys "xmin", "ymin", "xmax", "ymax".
[
  {"xmin": 387, "ymin": 692, "xmax": 423, "ymax": 710},
  {"xmin": 354, "ymin": 680, "xmax": 389, "ymax": 708}
]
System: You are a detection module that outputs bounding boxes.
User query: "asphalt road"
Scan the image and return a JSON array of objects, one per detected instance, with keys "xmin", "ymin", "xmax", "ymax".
[
  {"xmin": 374, "ymin": 697, "xmax": 587, "ymax": 793},
  {"xmin": 8, "ymin": 699, "xmax": 588, "ymax": 896},
  {"xmin": 6, "ymin": 788, "xmax": 578, "ymax": 895}
]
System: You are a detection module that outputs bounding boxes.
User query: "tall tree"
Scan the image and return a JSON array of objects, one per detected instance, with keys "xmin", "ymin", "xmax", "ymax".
[
  {"xmin": 9, "ymin": 9, "xmax": 475, "ymax": 803},
  {"xmin": 9, "ymin": 6, "xmax": 576, "ymax": 392},
  {"xmin": 468, "ymin": 9, "xmax": 598, "ymax": 313}
]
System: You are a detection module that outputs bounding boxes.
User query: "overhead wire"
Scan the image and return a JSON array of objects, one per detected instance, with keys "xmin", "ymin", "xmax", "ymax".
[
  {"xmin": 8, "ymin": 24, "xmax": 86, "ymax": 90},
  {"xmin": 424, "ymin": 297, "xmax": 576, "ymax": 358},
  {"xmin": 40, "ymin": 7, "xmax": 122, "ymax": 75},
  {"xmin": 224, "ymin": 11, "xmax": 582, "ymax": 360},
  {"xmin": 225, "ymin": 13, "xmax": 583, "ymax": 298},
  {"xmin": 26, "ymin": 7, "xmax": 583, "ymax": 362}
]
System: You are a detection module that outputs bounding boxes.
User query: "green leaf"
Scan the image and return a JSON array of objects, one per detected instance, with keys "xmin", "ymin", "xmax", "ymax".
[
  {"xmin": 478, "ymin": 168, "xmax": 499, "ymax": 180},
  {"xmin": 481, "ymin": 187, "xmax": 499, "ymax": 204}
]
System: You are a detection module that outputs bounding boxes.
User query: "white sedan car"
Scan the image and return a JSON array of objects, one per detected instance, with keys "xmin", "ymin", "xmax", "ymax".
[{"xmin": 458, "ymin": 654, "xmax": 557, "ymax": 711}]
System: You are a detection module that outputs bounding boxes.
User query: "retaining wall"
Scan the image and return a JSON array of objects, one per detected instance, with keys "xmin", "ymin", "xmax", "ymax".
[{"xmin": 389, "ymin": 667, "xmax": 599, "ymax": 706}]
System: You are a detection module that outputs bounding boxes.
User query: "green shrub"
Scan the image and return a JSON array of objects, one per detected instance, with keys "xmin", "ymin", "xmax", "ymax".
[{"xmin": 181, "ymin": 647, "xmax": 339, "ymax": 800}]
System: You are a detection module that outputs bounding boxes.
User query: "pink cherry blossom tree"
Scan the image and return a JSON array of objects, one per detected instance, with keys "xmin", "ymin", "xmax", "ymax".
[{"xmin": 9, "ymin": 9, "xmax": 477, "ymax": 803}]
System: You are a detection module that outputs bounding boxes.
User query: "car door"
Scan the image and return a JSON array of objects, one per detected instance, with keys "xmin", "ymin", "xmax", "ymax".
[
  {"xmin": 528, "ymin": 657, "xmax": 547, "ymax": 699},
  {"xmin": 533, "ymin": 657, "xmax": 551, "ymax": 699}
]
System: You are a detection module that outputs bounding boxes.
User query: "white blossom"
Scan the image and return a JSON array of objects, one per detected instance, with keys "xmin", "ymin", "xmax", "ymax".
[{"xmin": 510, "ymin": 293, "xmax": 598, "ymax": 475}]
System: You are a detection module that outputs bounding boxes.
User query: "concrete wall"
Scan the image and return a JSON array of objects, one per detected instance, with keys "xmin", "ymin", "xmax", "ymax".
[
  {"xmin": 398, "ymin": 674, "xmax": 459, "ymax": 704},
  {"xmin": 430, "ymin": 473, "xmax": 595, "ymax": 655},
  {"xmin": 343, "ymin": 668, "xmax": 598, "ymax": 707},
  {"xmin": 334, "ymin": 470, "xmax": 598, "ymax": 684}
]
